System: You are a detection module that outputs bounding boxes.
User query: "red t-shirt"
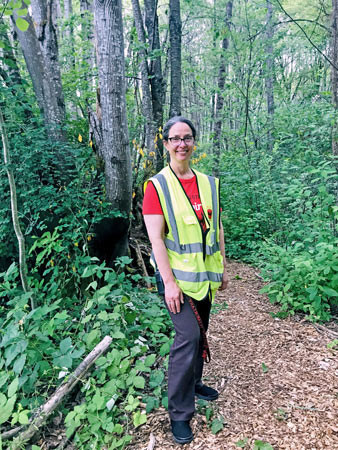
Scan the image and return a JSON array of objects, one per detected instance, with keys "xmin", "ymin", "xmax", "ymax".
[{"xmin": 143, "ymin": 175, "xmax": 207, "ymax": 231}]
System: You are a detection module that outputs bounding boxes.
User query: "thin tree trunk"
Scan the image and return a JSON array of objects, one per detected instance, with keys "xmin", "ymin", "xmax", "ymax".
[
  {"xmin": 0, "ymin": 107, "xmax": 34, "ymax": 310},
  {"xmin": 169, "ymin": 0, "xmax": 181, "ymax": 117},
  {"xmin": 213, "ymin": 1, "xmax": 233, "ymax": 178},
  {"xmin": 144, "ymin": 0, "xmax": 164, "ymax": 171},
  {"xmin": 331, "ymin": 0, "xmax": 338, "ymax": 155},
  {"xmin": 131, "ymin": 0, "xmax": 157, "ymax": 164},
  {"xmin": 93, "ymin": 0, "xmax": 132, "ymax": 257},
  {"xmin": 265, "ymin": 0, "xmax": 275, "ymax": 151}
]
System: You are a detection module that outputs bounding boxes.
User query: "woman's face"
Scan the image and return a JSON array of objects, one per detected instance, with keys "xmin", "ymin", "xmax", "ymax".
[{"xmin": 164, "ymin": 122, "xmax": 195, "ymax": 164}]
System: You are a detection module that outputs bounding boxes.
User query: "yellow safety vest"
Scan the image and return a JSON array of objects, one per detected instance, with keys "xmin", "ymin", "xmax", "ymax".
[{"xmin": 145, "ymin": 165, "xmax": 223, "ymax": 301}]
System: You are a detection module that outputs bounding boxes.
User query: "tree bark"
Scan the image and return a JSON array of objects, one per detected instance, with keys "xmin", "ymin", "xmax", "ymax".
[
  {"xmin": 12, "ymin": 9, "xmax": 66, "ymax": 142},
  {"xmin": 30, "ymin": 0, "xmax": 65, "ymax": 125},
  {"xmin": 169, "ymin": 0, "xmax": 182, "ymax": 117},
  {"xmin": 332, "ymin": 0, "xmax": 338, "ymax": 155},
  {"xmin": 213, "ymin": 1, "xmax": 233, "ymax": 177},
  {"xmin": 93, "ymin": 0, "xmax": 132, "ymax": 256},
  {"xmin": 131, "ymin": 0, "xmax": 157, "ymax": 165},
  {"xmin": 144, "ymin": 0, "xmax": 164, "ymax": 171},
  {"xmin": 265, "ymin": 0, "xmax": 275, "ymax": 151}
]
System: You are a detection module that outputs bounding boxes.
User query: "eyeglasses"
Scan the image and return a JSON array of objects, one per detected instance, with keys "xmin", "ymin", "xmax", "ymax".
[{"xmin": 168, "ymin": 136, "xmax": 194, "ymax": 146}]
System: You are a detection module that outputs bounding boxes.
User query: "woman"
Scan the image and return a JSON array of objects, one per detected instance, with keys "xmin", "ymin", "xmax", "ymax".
[{"xmin": 143, "ymin": 116, "xmax": 229, "ymax": 444}]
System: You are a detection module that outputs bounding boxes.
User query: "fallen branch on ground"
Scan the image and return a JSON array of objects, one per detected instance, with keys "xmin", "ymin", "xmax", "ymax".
[{"xmin": 3, "ymin": 335, "xmax": 112, "ymax": 449}]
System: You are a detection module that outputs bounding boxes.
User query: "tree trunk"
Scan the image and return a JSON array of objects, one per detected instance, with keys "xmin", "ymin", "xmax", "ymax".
[
  {"xmin": 93, "ymin": 0, "xmax": 132, "ymax": 257},
  {"xmin": 0, "ymin": 21, "xmax": 31, "ymax": 118},
  {"xmin": 169, "ymin": 0, "xmax": 181, "ymax": 117},
  {"xmin": 80, "ymin": 0, "xmax": 96, "ymax": 86},
  {"xmin": 213, "ymin": 1, "xmax": 233, "ymax": 178},
  {"xmin": 63, "ymin": 0, "xmax": 75, "ymax": 69},
  {"xmin": 144, "ymin": 0, "xmax": 164, "ymax": 171},
  {"xmin": 131, "ymin": 0, "xmax": 157, "ymax": 165},
  {"xmin": 0, "ymin": 108, "xmax": 34, "ymax": 310},
  {"xmin": 265, "ymin": 0, "xmax": 275, "ymax": 151},
  {"xmin": 12, "ymin": 10, "xmax": 67, "ymax": 143},
  {"xmin": 332, "ymin": 0, "xmax": 338, "ymax": 155},
  {"xmin": 30, "ymin": 0, "xmax": 65, "ymax": 127}
]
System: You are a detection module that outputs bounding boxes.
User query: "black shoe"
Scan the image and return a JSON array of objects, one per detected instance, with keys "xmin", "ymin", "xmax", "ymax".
[
  {"xmin": 195, "ymin": 384, "xmax": 219, "ymax": 401},
  {"xmin": 170, "ymin": 420, "xmax": 194, "ymax": 444}
]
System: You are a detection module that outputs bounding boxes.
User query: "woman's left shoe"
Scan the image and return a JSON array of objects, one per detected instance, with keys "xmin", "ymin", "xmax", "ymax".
[{"xmin": 195, "ymin": 384, "xmax": 219, "ymax": 401}]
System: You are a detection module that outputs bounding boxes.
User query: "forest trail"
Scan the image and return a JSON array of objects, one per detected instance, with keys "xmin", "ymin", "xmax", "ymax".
[{"xmin": 132, "ymin": 261, "xmax": 338, "ymax": 450}]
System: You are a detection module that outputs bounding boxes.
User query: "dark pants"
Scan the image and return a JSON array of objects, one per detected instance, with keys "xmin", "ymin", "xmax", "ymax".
[{"xmin": 164, "ymin": 294, "xmax": 211, "ymax": 421}]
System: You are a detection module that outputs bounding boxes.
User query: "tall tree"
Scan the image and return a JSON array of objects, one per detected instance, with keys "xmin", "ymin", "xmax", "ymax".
[
  {"xmin": 93, "ymin": 0, "xmax": 132, "ymax": 256},
  {"xmin": 213, "ymin": 1, "xmax": 233, "ymax": 178},
  {"xmin": 265, "ymin": 0, "xmax": 275, "ymax": 151},
  {"xmin": 144, "ymin": 0, "xmax": 164, "ymax": 171},
  {"xmin": 332, "ymin": 0, "xmax": 338, "ymax": 155},
  {"xmin": 131, "ymin": 0, "xmax": 157, "ymax": 163},
  {"xmin": 169, "ymin": 0, "xmax": 182, "ymax": 117}
]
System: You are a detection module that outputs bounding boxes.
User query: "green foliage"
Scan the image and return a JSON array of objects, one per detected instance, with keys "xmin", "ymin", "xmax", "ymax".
[
  {"xmin": 196, "ymin": 398, "xmax": 225, "ymax": 435},
  {"xmin": 0, "ymin": 247, "xmax": 172, "ymax": 448}
]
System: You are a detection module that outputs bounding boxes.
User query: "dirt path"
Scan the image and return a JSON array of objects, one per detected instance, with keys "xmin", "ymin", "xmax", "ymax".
[{"xmin": 132, "ymin": 261, "xmax": 338, "ymax": 450}]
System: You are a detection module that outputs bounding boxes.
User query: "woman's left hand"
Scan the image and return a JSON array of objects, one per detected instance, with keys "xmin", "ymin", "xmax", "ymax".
[{"xmin": 219, "ymin": 269, "xmax": 229, "ymax": 291}]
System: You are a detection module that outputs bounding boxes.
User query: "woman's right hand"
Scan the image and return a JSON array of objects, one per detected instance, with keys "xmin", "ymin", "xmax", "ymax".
[{"xmin": 165, "ymin": 281, "xmax": 184, "ymax": 314}]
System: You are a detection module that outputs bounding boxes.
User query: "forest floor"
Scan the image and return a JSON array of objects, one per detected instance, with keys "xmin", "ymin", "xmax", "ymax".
[{"xmin": 131, "ymin": 261, "xmax": 338, "ymax": 450}]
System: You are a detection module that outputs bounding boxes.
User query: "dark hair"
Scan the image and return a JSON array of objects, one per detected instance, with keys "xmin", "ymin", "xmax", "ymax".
[{"xmin": 162, "ymin": 116, "xmax": 197, "ymax": 141}]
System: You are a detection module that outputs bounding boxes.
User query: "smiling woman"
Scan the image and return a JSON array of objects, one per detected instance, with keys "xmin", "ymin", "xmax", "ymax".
[{"xmin": 142, "ymin": 116, "xmax": 229, "ymax": 445}]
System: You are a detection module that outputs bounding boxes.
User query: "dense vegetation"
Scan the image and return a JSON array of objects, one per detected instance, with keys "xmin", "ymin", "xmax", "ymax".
[{"xmin": 0, "ymin": 0, "xmax": 337, "ymax": 448}]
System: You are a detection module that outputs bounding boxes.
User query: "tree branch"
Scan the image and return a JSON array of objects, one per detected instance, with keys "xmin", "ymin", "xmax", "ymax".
[{"xmin": 274, "ymin": 0, "xmax": 338, "ymax": 71}]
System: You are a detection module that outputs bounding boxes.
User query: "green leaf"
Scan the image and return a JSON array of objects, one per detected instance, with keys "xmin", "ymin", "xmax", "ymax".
[
  {"xmin": 0, "ymin": 393, "xmax": 6, "ymax": 407},
  {"xmin": 111, "ymin": 330, "xmax": 126, "ymax": 339},
  {"xmin": 159, "ymin": 340, "xmax": 171, "ymax": 356},
  {"xmin": 321, "ymin": 286, "xmax": 338, "ymax": 297},
  {"xmin": 0, "ymin": 394, "xmax": 16, "ymax": 425},
  {"xmin": 18, "ymin": 411, "xmax": 29, "ymax": 425},
  {"xmin": 144, "ymin": 354, "xmax": 156, "ymax": 367},
  {"xmin": 211, "ymin": 416, "xmax": 224, "ymax": 434},
  {"xmin": 8, "ymin": 377, "xmax": 18, "ymax": 398},
  {"xmin": 262, "ymin": 363, "xmax": 269, "ymax": 373},
  {"xmin": 16, "ymin": 8, "xmax": 28, "ymax": 15},
  {"xmin": 13, "ymin": 354, "xmax": 26, "ymax": 375},
  {"xmin": 133, "ymin": 376, "xmax": 145, "ymax": 389},
  {"xmin": 60, "ymin": 337, "xmax": 72, "ymax": 354},
  {"xmin": 85, "ymin": 329, "xmax": 99, "ymax": 348},
  {"xmin": 53, "ymin": 354, "xmax": 73, "ymax": 368},
  {"xmin": 236, "ymin": 438, "xmax": 249, "ymax": 447},
  {"xmin": 133, "ymin": 410, "xmax": 147, "ymax": 428},
  {"xmin": 253, "ymin": 440, "xmax": 274, "ymax": 450},
  {"xmin": 0, "ymin": 373, "xmax": 9, "ymax": 389}
]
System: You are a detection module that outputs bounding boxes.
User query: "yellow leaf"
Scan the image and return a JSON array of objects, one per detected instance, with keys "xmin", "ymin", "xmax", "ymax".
[
  {"xmin": 149, "ymin": 151, "xmax": 155, "ymax": 157},
  {"xmin": 159, "ymin": 133, "xmax": 163, "ymax": 139},
  {"xmin": 50, "ymin": 259, "xmax": 54, "ymax": 267},
  {"xmin": 139, "ymin": 148, "xmax": 145, "ymax": 157},
  {"xmin": 143, "ymin": 162, "xmax": 146, "ymax": 168},
  {"xmin": 72, "ymin": 266, "xmax": 76, "ymax": 272},
  {"xmin": 74, "ymin": 242, "xmax": 79, "ymax": 247},
  {"xmin": 132, "ymin": 191, "xmax": 136, "ymax": 198},
  {"xmin": 89, "ymin": 140, "xmax": 93, "ymax": 147},
  {"xmin": 87, "ymin": 235, "xmax": 92, "ymax": 241},
  {"xmin": 78, "ymin": 134, "xmax": 83, "ymax": 142}
]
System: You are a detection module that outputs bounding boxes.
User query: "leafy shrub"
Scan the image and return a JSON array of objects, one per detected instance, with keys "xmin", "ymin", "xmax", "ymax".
[{"xmin": 0, "ymin": 256, "xmax": 172, "ymax": 449}]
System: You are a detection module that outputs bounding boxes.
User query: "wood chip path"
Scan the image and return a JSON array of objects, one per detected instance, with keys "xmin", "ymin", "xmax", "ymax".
[{"xmin": 131, "ymin": 261, "xmax": 338, "ymax": 450}]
